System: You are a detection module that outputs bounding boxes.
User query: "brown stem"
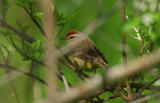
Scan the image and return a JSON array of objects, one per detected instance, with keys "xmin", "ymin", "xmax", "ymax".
[
  {"xmin": 122, "ymin": 33, "xmax": 127, "ymax": 64},
  {"xmin": 148, "ymin": 38, "xmax": 153, "ymax": 53},
  {"xmin": 140, "ymin": 34, "xmax": 145, "ymax": 56},
  {"xmin": 0, "ymin": 18, "xmax": 35, "ymax": 43},
  {"xmin": 121, "ymin": 0, "xmax": 133, "ymax": 101},
  {"xmin": 0, "ymin": 64, "xmax": 47, "ymax": 85},
  {"xmin": 41, "ymin": 0, "xmax": 60, "ymax": 102},
  {"xmin": 6, "ymin": 65, "xmax": 20, "ymax": 103},
  {"xmin": 24, "ymin": 9, "xmax": 46, "ymax": 36}
]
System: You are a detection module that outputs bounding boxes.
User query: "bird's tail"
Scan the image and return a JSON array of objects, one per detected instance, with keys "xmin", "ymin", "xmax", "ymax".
[{"xmin": 98, "ymin": 61, "xmax": 110, "ymax": 70}]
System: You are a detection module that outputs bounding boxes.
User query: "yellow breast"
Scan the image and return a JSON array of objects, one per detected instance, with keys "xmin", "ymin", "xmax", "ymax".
[{"xmin": 68, "ymin": 56, "xmax": 99, "ymax": 72}]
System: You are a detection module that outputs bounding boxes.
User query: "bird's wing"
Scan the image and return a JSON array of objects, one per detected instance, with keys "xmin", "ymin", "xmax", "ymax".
[{"xmin": 87, "ymin": 46, "xmax": 108, "ymax": 64}]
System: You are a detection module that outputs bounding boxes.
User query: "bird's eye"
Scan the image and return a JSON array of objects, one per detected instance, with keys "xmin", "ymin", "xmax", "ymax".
[{"xmin": 70, "ymin": 36, "xmax": 75, "ymax": 39}]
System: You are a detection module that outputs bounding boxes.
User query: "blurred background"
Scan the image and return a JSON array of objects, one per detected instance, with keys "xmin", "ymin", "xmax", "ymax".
[{"xmin": 0, "ymin": 0, "xmax": 160, "ymax": 103}]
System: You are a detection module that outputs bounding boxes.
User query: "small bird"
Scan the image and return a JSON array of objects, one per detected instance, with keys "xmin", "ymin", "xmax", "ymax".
[{"xmin": 63, "ymin": 30, "xmax": 110, "ymax": 72}]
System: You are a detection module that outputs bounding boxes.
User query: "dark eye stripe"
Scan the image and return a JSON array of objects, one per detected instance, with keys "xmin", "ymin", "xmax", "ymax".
[{"xmin": 70, "ymin": 36, "xmax": 75, "ymax": 39}]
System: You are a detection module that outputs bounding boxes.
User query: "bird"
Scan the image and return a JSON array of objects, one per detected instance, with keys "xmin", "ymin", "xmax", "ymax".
[{"xmin": 63, "ymin": 30, "xmax": 110, "ymax": 72}]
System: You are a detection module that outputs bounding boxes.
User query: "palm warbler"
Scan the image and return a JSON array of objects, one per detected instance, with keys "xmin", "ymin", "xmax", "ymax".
[{"xmin": 64, "ymin": 30, "xmax": 109, "ymax": 72}]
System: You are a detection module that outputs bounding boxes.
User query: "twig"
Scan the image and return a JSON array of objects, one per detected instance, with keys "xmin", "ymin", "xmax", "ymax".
[
  {"xmin": 55, "ymin": 24, "xmax": 65, "ymax": 39},
  {"xmin": 0, "ymin": 43, "xmax": 11, "ymax": 64},
  {"xmin": 121, "ymin": 0, "xmax": 133, "ymax": 101},
  {"xmin": 6, "ymin": 68, "xmax": 20, "ymax": 103},
  {"xmin": 60, "ymin": 59, "xmax": 76, "ymax": 72},
  {"xmin": 103, "ymin": 95, "xmax": 119, "ymax": 101},
  {"xmin": 140, "ymin": 34, "xmax": 145, "ymax": 56},
  {"xmin": 61, "ymin": 56, "xmax": 90, "ymax": 80},
  {"xmin": 0, "ymin": 43, "xmax": 20, "ymax": 103},
  {"xmin": 129, "ymin": 91, "xmax": 160, "ymax": 103},
  {"xmin": 0, "ymin": 64, "xmax": 47, "ymax": 84},
  {"xmin": 24, "ymin": 8, "xmax": 46, "ymax": 36},
  {"xmin": 97, "ymin": 0, "xmax": 103, "ymax": 17},
  {"xmin": 57, "ymin": 62, "xmax": 70, "ymax": 91},
  {"xmin": 121, "ymin": 34, "xmax": 127, "ymax": 64},
  {"xmin": 80, "ymin": 82, "xmax": 151, "ymax": 101},
  {"xmin": 0, "ymin": 18, "xmax": 35, "ymax": 43},
  {"xmin": 148, "ymin": 38, "xmax": 153, "ymax": 53},
  {"xmin": 135, "ymin": 76, "xmax": 160, "ymax": 99}
]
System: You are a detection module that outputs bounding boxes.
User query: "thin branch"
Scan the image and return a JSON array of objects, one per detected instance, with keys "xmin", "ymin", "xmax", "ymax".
[
  {"xmin": 121, "ymin": 0, "xmax": 127, "ymax": 64},
  {"xmin": 0, "ymin": 64, "xmax": 47, "ymax": 84},
  {"xmin": 0, "ymin": 18, "xmax": 35, "ymax": 43},
  {"xmin": 24, "ymin": 8, "xmax": 46, "ymax": 36},
  {"xmin": 80, "ymin": 82, "xmax": 151, "ymax": 101},
  {"xmin": 103, "ymin": 95, "xmax": 119, "ymax": 101},
  {"xmin": 135, "ymin": 76, "xmax": 160, "ymax": 98},
  {"xmin": 140, "ymin": 34, "xmax": 145, "ymax": 56},
  {"xmin": 55, "ymin": 24, "xmax": 65, "ymax": 39},
  {"xmin": 0, "ymin": 44, "xmax": 20, "ymax": 103},
  {"xmin": 121, "ymin": 0, "xmax": 133, "ymax": 101},
  {"xmin": 97, "ymin": 0, "xmax": 103, "ymax": 17},
  {"xmin": 129, "ymin": 91, "xmax": 160, "ymax": 103},
  {"xmin": 57, "ymin": 62, "xmax": 70, "ymax": 91},
  {"xmin": 61, "ymin": 57, "xmax": 90, "ymax": 80},
  {"xmin": 6, "ymin": 69, "xmax": 20, "ymax": 103},
  {"xmin": 0, "ymin": 43, "xmax": 11, "ymax": 64}
]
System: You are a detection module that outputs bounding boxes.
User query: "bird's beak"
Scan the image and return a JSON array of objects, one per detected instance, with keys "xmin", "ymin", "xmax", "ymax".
[{"xmin": 60, "ymin": 37, "xmax": 67, "ymax": 40}]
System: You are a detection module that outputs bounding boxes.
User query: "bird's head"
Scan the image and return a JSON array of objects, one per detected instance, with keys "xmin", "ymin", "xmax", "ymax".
[{"xmin": 63, "ymin": 30, "xmax": 80, "ymax": 42}]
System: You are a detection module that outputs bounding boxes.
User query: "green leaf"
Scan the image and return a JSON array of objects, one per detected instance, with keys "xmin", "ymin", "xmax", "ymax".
[
  {"xmin": 34, "ymin": 12, "xmax": 44, "ymax": 19},
  {"xmin": 150, "ymin": 32, "xmax": 158, "ymax": 42},
  {"xmin": 17, "ymin": 21, "xmax": 30, "ymax": 33},
  {"xmin": 30, "ymin": 40, "xmax": 43, "ymax": 53},
  {"xmin": 123, "ymin": 17, "xmax": 141, "ymax": 32},
  {"xmin": 66, "ymin": 12, "xmax": 79, "ymax": 23},
  {"xmin": 0, "ymin": 0, "xmax": 10, "ymax": 18}
]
